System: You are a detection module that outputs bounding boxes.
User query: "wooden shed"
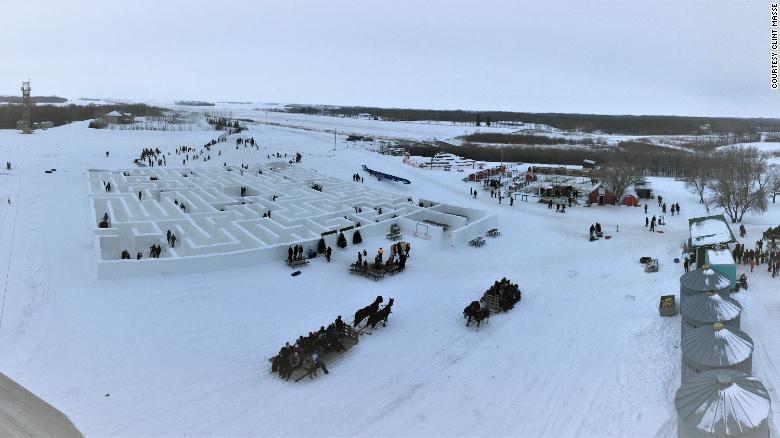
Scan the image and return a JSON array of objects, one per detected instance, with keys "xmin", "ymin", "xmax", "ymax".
[
  {"xmin": 622, "ymin": 194, "xmax": 639, "ymax": 207},
  {"xmin": 587, "ymin": 183, "xmax": 616, "ymax": 205}
]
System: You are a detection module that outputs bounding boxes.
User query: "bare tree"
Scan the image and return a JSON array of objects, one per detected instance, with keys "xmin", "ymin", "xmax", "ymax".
[
  {"xmin": 600, "ymin": 152, "xmax": 642, "ymax": 200},
  {"xmin": 684, "ymin": 152, "xmax": 714, "ymax": 212},
  {"xmin": 706, "ymin": 146, "xmax": 770, "ymax": 223},
  {"xmin": 768, "ymin": 166, "xmax": 780, "ymax": 203}
]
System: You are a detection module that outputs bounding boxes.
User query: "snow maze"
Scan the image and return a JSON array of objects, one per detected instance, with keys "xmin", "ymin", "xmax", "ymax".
[{"xmin": 88, "ymin": 163, "xmax": 496, "ymax": 278}]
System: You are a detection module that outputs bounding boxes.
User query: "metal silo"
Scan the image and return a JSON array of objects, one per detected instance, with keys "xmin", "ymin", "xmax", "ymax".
[
  {"xmin": 681, "ymin": 323, "xmax": 753, "ymax": 382},
  {"xmin": 675, "ymin": 370, "xmax": 771, "ymax": 438},
  {"xmin": 680, "ymin": 268, "xmax": 731, "ymax": 305},
  {"xmin": 680, "ymin": 292, "xmax": 742, "ymax": 338}
]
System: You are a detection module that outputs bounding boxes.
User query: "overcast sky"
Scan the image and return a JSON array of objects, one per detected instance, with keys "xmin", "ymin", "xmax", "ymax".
[{"xmin": 2, "ymin": 0, "xmax": 777, "ymax": 117}]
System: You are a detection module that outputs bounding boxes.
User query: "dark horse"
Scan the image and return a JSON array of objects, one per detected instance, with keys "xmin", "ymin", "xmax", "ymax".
[
  {"xmin": 367, "ymin": 298, "xmax": 394, "ymax": 329},
  {"xmin": 464, "ymin": 301, "xmax": 490, "ymax": 328},
  {"xmin": 463, "ymin": 301, "xmax": 480, "ymax": 323},
  {"xmin": 354, "ymin": 296, "xmax": 383, "ymax": 327}
]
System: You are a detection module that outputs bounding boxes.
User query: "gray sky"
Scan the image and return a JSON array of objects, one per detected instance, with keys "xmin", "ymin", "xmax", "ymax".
[{"xmin": 2, "ymin": 0, "xmax": 777, "ymax": 117}]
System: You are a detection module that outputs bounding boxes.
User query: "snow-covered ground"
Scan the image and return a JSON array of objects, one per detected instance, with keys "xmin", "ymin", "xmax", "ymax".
[{"xmin": 0, "ymin": 119, "xmax": 778, "ymax": 437}]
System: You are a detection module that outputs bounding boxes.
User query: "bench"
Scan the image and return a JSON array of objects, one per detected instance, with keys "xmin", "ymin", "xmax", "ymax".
[
  {"xmin": 286, "ymin": 258, "xmax": 310, "ymax": 268},
  {"xmin": 469, "ymin": 237, "xmax": 486, "ymax": 247},
  {"xmin": 485, "ymin": 228, "xmax": 500, "ymax": 237}
]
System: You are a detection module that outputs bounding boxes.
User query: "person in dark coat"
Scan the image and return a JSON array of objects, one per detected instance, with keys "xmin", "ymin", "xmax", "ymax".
[{"xmin": 325, "ymin": 246, "xmax": 332, "ymax": 262}]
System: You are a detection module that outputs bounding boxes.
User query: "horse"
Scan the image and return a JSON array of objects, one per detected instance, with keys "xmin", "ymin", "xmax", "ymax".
[
  {"xmin": 367, "ymin": 298, "xmax": 394, "ymax": 329},
  {"xmin": 472, "ymin": 307, "xmax": 490, "ymax": 328},
  {"xmin": 463, "ymin": 300, "xmax": 480, "ymax": 324},
  {"xmin": 354, "ymin": 296, "xmax": 383, "ymax": 327}
]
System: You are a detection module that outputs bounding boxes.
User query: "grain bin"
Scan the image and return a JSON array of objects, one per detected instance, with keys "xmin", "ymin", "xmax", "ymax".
[
  {"xmin": 680, "ymin": 292, "xmax": 742, "ymax": 338},
  {"xmin": 681, "ymin": 323, "xmax": 753, "ymax": 382},
  {"xmin": 680, "ymin": 268, "xmax": 731, "ymax": 305},
  {"xmin": 675, "ymin": 370, "xmax": 771, "ymax": 438}
]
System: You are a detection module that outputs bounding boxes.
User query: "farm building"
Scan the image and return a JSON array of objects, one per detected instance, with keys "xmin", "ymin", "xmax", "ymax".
[
  {"xmin": 679, "ymin": 268, "xmax": 731, "ymax": 305},
  {"xmin": 582, "ymin": 159, "xmax": 597, "ymax": 169},
  {"xmin": 634, "ymin": 180, "xmax": 653, "ymax": 199},
  {"xmin": 688, "ymin": 215, "xmax": 737, "ymax": 268},
  {"xmin": 622, "ymin": 194, "xmax": 638, "ymax": 207},
  {"xmin": 704, "ymin": 248, "xmax": 737, "ymax": 289},
  {"xmin": 104, "ymin": 110, "xmax": 134, "ymax": 124},
  {"xmin": 680, "ymin": 292, "xmax": 742, "ymax": 337},
  {"xmin": 675, "ymin": 370, "xmax": 771, "ymax": 438},
  {"xmin": 680, "ymin": 323, "xmax": 753, "ymax": 382},
  {"xmin": 587, "ymin": 182, "xmax": 615, "ymax": 205}
]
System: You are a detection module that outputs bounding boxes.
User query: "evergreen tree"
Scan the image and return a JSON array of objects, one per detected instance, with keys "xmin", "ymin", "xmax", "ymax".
[
  {"xmin": 317, "ymin": 237, "xmax": 326, "ymax": 253},
  {"xmin": 352, "ymin": 230, "xmax": 362, "ymax": 244},
  {"xmin": 337, "ymin": 232, "xmax": 347, "ymax": 248},
  {"xmin": 476, "ymin": 114, "xmax": 481, "ymax": 126},
  {"xmin": 486, "ymin": 116, "xmax": 491, "ymax": 127}
]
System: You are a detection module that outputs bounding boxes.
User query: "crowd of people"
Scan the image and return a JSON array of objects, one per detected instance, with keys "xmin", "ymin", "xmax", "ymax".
[
  {"xmin": 732, "ymin": 240, "xmax": 780, "ymax": 277},
  {"xmin": 272, "ymin": 315, "xmax": 352, "ymax": 380},
  {"xmin": 353, "ymin": 242, "xmax": 410, "ymax": 273},
  {"xmin": 483, "ymin": 278, "xmax": 522, "ymax": 312}
]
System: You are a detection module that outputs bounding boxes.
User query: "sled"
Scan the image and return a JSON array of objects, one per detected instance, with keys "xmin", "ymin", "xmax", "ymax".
[{"xmin": 291, "ymin": 271, "xmax": 301, "ymax": 277}]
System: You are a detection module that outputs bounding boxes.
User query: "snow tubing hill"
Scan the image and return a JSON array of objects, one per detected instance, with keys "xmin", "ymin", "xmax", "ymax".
[{"xmin": 362, "ymin": 165, "xmax": 411, "ymax": 184}]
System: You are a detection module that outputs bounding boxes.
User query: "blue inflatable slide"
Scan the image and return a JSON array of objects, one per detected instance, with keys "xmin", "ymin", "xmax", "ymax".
[{"xmin": 362, "ymin": 165, "xmax": 411, "ymax": 184}]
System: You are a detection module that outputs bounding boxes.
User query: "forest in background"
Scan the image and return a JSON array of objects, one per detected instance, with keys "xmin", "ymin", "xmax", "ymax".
[
  {"xmin": 0, "ymin": 103, "xmax": 165, "ymax": 129},
  {"xmin": 282, "ymin": 105, "xmax": 780, "ymax": 136}
]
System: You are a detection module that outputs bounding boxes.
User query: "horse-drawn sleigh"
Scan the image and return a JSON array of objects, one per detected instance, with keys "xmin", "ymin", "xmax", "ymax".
[{"xmin": 463, "ymin": 278, "xmax": 523, "ymax": 329}]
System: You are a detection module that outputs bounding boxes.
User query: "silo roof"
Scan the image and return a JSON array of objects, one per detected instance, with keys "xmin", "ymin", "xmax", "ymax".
[
  {"xmin": 681, "ymin": 292, "xmax": 742, "ymax": 324},
  {"xmin": 682, "ymin": 324, "xmax": 753, "ymax": 367},
  {"xmin": 680, "ymin": 268, "xmax": 731, "ymax": 292},
  {"xmin": 675, "ymin": 370, "xmax": 770, "ymax": 436}
]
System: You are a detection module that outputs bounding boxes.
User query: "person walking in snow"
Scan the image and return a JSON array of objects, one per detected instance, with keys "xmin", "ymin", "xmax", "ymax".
[
  {"xmin": 683, "ymin": 256, "xmax": 689, "ymax": 273},
  {"xmin": 325, "ymin": 246, "xmax": 332, "ymax": 262},
  {"xmin": 138, "ymin": 190, "xmax": 143, "ymax": 201},
  {"xmin": 644, "ymin": 204, "xmax": 647, "ymax": 214},
  {"xmin": 170, "ymin": 233, "xmax": 177, "ymax": 248},
  {"xmin": 645, "ymin": 217, "xmax": 649, "ymax": 227}
]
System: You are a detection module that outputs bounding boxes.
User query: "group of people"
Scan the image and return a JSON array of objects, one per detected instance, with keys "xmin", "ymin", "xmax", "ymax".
[
  {"xmin": 732, "ymin": 240, "xmax": 780, "ymax": 277},
  {"xmin": 588, "ymin": 223, "xmax": 603, "ymax": 240},
  {"xmin": 272, "ymin": 315, "xmax": 351, "ymax": 380},
  {"xmin": 484, "ymin": 278, "xmax": 522, "ymax": 312},
  {"xmin": 662, "ymin": 202, "xmax": 681, "ymax": 215},
  {"xmin": 645, "ymin": 215, "xmax": 659, "ymax": 232},
  {"xmin": 287, "ymin": 244, "xmax": 307, "ymax": 262},
  {"xmin": 548, "ymin": 199, "xmax": 567, "ymax": 213},
  {"xmin": 351, "ymin": 173, "xmax": 364, "ymax": 183},
  {"xmin": 353, "ymin": 242, "xmax": 410, "ymax": 272}
]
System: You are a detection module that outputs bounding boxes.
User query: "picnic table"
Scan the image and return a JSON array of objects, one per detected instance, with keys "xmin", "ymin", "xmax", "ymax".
[
  {"xmin": 485, "ymin": 228, "xmax": 500, "ymax": 237},
  {"xmin": 469, "ymin": 237, "xmax": 486, "ymax": 247}
]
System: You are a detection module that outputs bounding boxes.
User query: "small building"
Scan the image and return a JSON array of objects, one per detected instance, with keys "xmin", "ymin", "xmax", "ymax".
[
  {"xmin": 587, "ymin": 182, "xmax": 615, "ymax": 205},
  {"xmin": 675, "ymin": 370, "xmax": 771, "ymax": 438},
  {"xmin": 705, "ymin": 248, "xmax": 737, "ymax": 290},
  {"xmin": 688, "ymin": 215, "xmax": 737, "ymax": 269},
  {"xmin": 634, "ymin": 180, "xmax": 653, "ymax": 199},
  {"xmin": 104, "ymin": 110, "xmax": 134, "ymax": 124},
  {"xmin": 582, "ymin": 159, "xmax": 597, "ymax": 169},
  {"xmin": 622, "ymin": 194, "xmax": 638, "ymax": 207}
]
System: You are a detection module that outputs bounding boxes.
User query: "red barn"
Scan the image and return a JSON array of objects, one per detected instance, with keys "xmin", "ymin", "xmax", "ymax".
[
  {"xmin": 622, "ymin": 194, "xmax": 639, "ymax": 207},
  {"xmin": 587, "ymin": 183, "xmax": 616, "ymax": 205}
]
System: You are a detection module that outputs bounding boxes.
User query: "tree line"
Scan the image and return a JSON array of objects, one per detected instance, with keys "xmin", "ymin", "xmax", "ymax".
[
  {"xmin": 462, "ymin": 132, "xmax": 602, "ymax": 146},
  {"xmin": 281, "ymin": 105, "xmax": 780, "ymax": 135},
  {"xmin": 0, "ymin": 95, "xmax": 68, "ymax": 104},
  {"xmin": 0, "ymin": 103, "xmax": 165, "ymax": 129}
]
